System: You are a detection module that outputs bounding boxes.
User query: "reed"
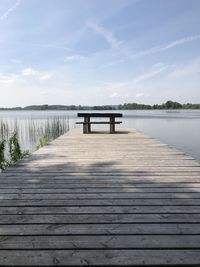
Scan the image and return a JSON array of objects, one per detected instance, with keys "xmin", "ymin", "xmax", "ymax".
[
  {"xmin": 9, "ymin": 132, "xmax": 22, "ymax": 163},
  {"xmin": 0, "ymin": 116, "xmax": 70, "ymax": 170},
  {"xmin": 36, "ymin": 135, "xmax": 49, "ymax": 150},
  {"xmin": 0, "ymin": 140, "xmax": 6, "ymax": 170}
]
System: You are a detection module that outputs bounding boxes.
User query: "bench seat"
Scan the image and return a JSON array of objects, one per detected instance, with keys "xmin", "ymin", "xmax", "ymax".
[{"xmin": 76, "ymin": 121, "xmax": 122, "ymax": 124}]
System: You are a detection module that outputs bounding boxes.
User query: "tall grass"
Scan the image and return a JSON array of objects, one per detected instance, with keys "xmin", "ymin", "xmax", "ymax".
[
  {"xmin": 0, "ymin": 140, "xmax": 6, "ymax": 170},
  {"xmin": 0, "ymin": 116, "xmax": 70, "ymax": 170}
]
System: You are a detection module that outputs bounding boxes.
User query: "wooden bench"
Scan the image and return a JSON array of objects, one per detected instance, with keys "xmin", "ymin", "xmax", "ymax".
[{"xmin": 76, "ymin": 113, "xmax": 123, "ymax": 133}]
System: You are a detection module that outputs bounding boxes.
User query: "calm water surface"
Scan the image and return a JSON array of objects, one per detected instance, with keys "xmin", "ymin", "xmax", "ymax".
[{"xmin": 0, "ymin": 110, "xmax": 200, "ymax": 161}]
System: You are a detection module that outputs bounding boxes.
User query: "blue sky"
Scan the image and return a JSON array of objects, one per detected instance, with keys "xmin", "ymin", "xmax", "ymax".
[{"xmin": 0, "ymin": 0, "xmax": 200, "ymax": 107}]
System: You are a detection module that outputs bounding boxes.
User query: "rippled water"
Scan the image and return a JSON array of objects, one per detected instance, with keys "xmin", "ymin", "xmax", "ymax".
[{"xmin": 0, "ymin": 110, "xmax": 200, "ymax": 161}]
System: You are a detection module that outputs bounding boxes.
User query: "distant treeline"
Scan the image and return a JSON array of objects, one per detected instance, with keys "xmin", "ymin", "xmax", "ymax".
[{"xmin": 1, "ymin": 101, "xmax": 200, "ymax": 110}]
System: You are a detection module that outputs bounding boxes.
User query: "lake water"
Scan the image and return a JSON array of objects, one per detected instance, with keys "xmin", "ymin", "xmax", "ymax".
[{"xmin": 0, "ymin": 110, "xmax": 200, "ymax": 161}]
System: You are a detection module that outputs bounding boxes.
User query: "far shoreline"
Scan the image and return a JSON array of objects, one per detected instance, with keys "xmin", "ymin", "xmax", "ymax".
[{"xmin": 1, "ymin": 100, "xmax": 200, "ymax": 111}]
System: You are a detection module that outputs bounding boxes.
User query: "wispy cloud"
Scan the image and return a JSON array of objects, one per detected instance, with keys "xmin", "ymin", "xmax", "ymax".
[
  {"xmin": 96, "ymin": 63, "xmax": 168, "ymax": 100},
  {"xmin": 64, "ymin": 54, "xmax": 86, "ymax": 62},
  {"xmin": 0, "ymin": 73, "xmax": 19, "ymax": 84},
  {"xmin": 131, "ymin": 34, "xmax": 200, "ymax": 59},
  {"xmin": 110, "ymin": 92, "xmax": 120, "ymax": 98},
  {"xmin": 0, "ymin": 0, "xmax": 21, "ymax": 21},
  {"xmin": 163, "ymin": 35, "xmax": 200, "ymax": 50},
  {"xmin": 21, "ymin": 68, "xmax": 37, "ymax": 76},
  {"xmin": 31, "ymin": 43, "xmax": 73, "ymax": 51},
  {"xmin": 87, "ymin": 20, "xmax": 122, "ymax": 49},
  {"xmin": 135, "ymin": 92, "xmax": 150, "ymax": 98},
  {"xmin": 0, "ymin": 67, "xmax": 53, "ymax": 85},
  {"xmin": 133, "ymin": 63, "xmax": 168, "ymax": 83},
  {"xmin": 86, "ymin": 23, "xmax": 200, "ymax": 66},
  {"xmin": 168, "ymin": 58, "xmax": 200, "ymax": 78},
  {"xmin": 21, "ymin": 67, "xmax": 53, "ymax": 81}
]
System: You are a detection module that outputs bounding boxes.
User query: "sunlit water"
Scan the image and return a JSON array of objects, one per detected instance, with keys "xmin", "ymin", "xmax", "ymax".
[{"xmin": 0, "ymin": 110, "xmax": 200, "ymax": 161}]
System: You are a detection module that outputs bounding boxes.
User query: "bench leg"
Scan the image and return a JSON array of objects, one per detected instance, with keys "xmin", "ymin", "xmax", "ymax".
[
  {"xmin": 83, "ymin": 124, "xmax": 88, "ymax": 133},
  {"xmin": 110, "ymin": 117, "xmax": 115, "ymax": 133},
  {"xmin": 83, "ymin": 117, "xmax": 91, "ymax": 134},
  {"xmin": 88, "ymin": 118, "xmax": 91, "ymax": 133}
]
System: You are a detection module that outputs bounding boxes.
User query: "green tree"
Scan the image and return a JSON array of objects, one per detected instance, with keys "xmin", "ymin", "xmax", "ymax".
[
  {"xmin": 41, "ymin": 104, "xmax": 49, "ymax": 110},
  {"xmin": 165, "ymin": 100, "xmax": 182, "ymax": 109}
]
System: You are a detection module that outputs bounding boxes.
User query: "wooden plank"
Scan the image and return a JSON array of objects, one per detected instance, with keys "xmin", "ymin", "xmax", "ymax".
[
  {"xmin": 3, "ymin": 168, "xmax": 200, "ymax": 174},
  {"xmin": 3, "ymin": 168, "xmax": 200, "ymax": 173},
  {"xmin": 2, "ymin": 181, "xmax": 200, "ymax": 188},
  {"xmin": 1, "ymin": 176, "xmax": 200, "ymax": 183},
  {"xmin": 1, "ymin": 198, "xmax": 200, "ymax": 206},
  {"xmin": 1, "ymin": 214, "xmax": 200, "ymax": 224},
  {"xmin": 1, "ymin": 235, "xmax": 200, "ymax": 249},
  {"xmin": 1, "ymin": 192, "xmax": 200, "ymax": 200},
  {"xmin": 1, "ymin": 179, "xmax": 200, "ymax": 187},
  {"xmin": 1, "ymin": 182, "xmax": 200, "ymax": 188},
  {"xmin": 0, "ymin": 223, "xmax": 200, "ymax": 235},
  {"xmin": 1, "ymin": 250, "xmax": 200, "ymax": 266},
  {"xmin": 1, "ymin": 205, "xmax": 200, "ymax": 215},
  {"xmin": 2, "ymin": 187, "xmax": 200, "ymax": 193},
  {"xmin": 12, "ymin": 163, "xmax": 199, "ymax": 168}
]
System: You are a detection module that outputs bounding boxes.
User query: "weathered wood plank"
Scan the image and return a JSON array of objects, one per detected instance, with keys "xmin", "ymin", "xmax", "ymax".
[
  {"xmin": 1, "ymin": 177, "xmax": 200, "ymax": 183},
  {"xmin": 1, "ymin": 192, "xmax": 200, "ymax": 200},
  {"xmin": 1, "ymin": 249, "xmax": 200, "ymax": 266},
  {"xmin": 1, "ymin": 235, "xmax": 200, "ymax": 249},
  {"xmin": 0, "ymin": 223, "xmax": 199, "ymax": 235},
  {"xmin": 1, "ymin": 205, "xmax": 200, "ymax": 215},
  {"xmin": 1, "ymin": 187, "xmax": 200, "ymax": 194},
  {"xmin": 1, "ymin": 214, "xmax": 200, "ymax": 224},
  {"xmin": 3, "ymin": 167, "xmax": 200, "ymax": 172},
  {"xmin": 0, "ymin": 185, "xmax": 200, "ymax": 194},
  {"xmin": 1, "ymin": 198, "xmax": 200, "ymax": 206},
  {"xmin": 1, "ymin": 182, "xmax": 200, "ymax": 188}
]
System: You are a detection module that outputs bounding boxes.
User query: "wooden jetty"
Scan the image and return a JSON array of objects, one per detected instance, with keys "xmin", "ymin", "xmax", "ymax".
[{"xmin": 0, "ymin": 128, "xmax": 200, "ymax": 266}]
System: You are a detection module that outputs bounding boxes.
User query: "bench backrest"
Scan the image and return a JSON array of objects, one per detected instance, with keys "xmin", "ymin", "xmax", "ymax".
[{"xmin": 77, "ymin": 113, "xmax": 123, "ymax": 118}]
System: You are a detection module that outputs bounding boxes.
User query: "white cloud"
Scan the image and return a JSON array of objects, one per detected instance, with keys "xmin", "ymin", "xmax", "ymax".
[
  {"xmin": 0, "ymin": 68, "xmax": 53, "ymax": 89},
  {"xmin": 94, "ymin": 62, "xmax": 168, "ymax": 102},
  {"xmin": 21, "ymin": 68, "xmax": 53, "ymax": 80},
  {"xmin": 135, "ymin": 92, "xmax": 145, "ymax": 98},
  {"xmin": 31, "ymin": 43, "xmax": 73, "ymax": 51},
  {"xmin": 85, "ymin": 25, "xmax": 200, "ymax": 65},
  {"xmin": 64, "ymin": 55, "xmax": 85, "ymax": 62},
  {"xmin": 133, "ymin": 63, "xmax": 168, "ymax": 83},
  {"xmin": 135, "ymin": 92, "xmax": 150, "ymax": 98},
  {"xmin": 0, "ymin": 0, "xmax": 21, "ymax": 21},
  {"xmin": 129, "ymin": 60, "xmax": 200, "ymax": 104},
  {"xmin": 87, "ymin": 20, "xmax": 122, "ymax": 49},
  {"xmin": 21, "ymin": 68, "xmax": 37, "ymax": 76},
  {"xmin": 169, "ymin": 59, "xmax": 200, "ymax": 78},
  {"xmin": 110, "ymin": 92, "xmax": 120, "ymax": 98},
  {"xmin": 131, "ymin": 34, "xmax": 200, "ymax": 59},
  {"xmin": 163, "ymin": 35, "xmax": 200, "ymax": 50},
  {"xmin": 0, "ymin": 74, "xmax": 19, "ymax": 84},
  {"xmin": 40, "ymin": 74, "xmax": 53, "ymax": 81},
  {"xmin": 1, "ymin": 58, "xmax": 199, "ymax": 107}
]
